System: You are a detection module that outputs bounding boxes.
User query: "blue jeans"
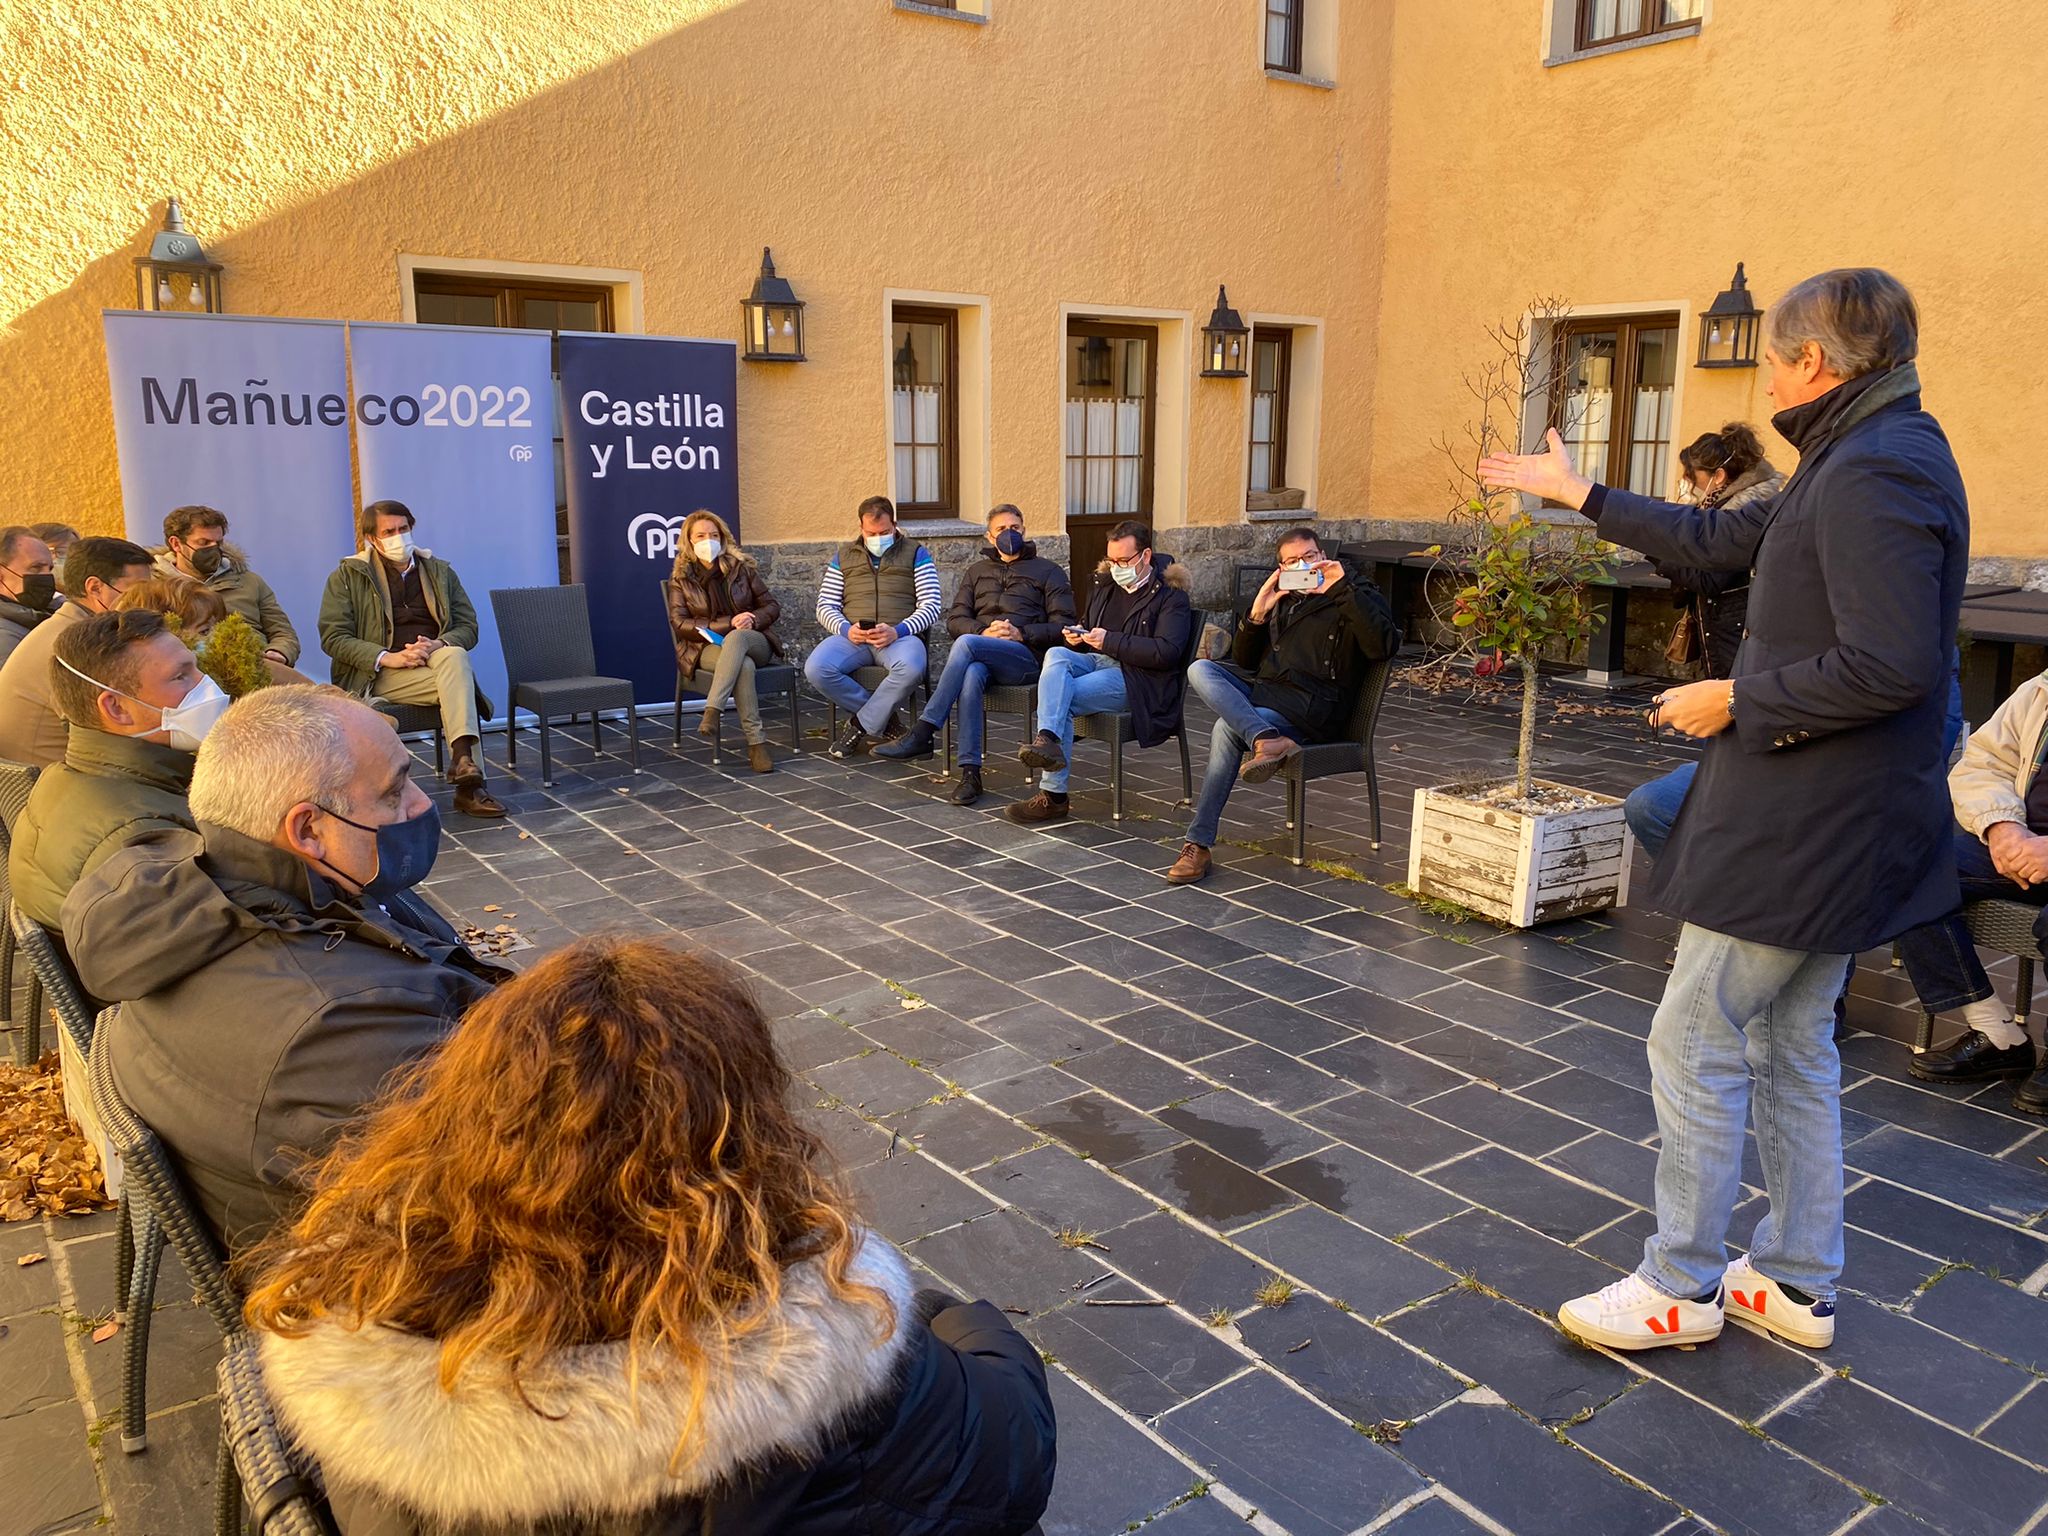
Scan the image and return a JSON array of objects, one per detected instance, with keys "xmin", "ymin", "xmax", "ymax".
[
  {"xmin": 921, "ymin": 634, "xmax": 1040, "ymax": 766},
  {"xmin": 805, "ymin": 632, "xmax": 927, "ymax": 735},
  {"xmin": 1640, "ymin": 924, "xmax": 1851, "ymax": 1300},
  {"xmin": 1893, "ymin": 829, "xmax": 2048, "ymax": 1013},
  {"xmin": 1035, "ymin": 647, "xmax": 1127, "ymax": 794},
  {"xmin": 1186, "ymin": 660, "xmax": 1295, "ymax": 848}
]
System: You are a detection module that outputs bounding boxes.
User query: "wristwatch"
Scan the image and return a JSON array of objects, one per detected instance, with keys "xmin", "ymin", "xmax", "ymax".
[{"xmin": 1725, "ymin": 682, "xmax": 1737, "ymax": 720}]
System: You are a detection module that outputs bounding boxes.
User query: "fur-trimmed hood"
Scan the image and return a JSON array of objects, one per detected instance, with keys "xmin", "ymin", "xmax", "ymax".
[
  {"xmin": 1090, "ymin": 550, "xmax": 1190, "ymax": 591},
  {"xmin": 258, "ymin": 1232, "xmax": 919, "ymax": 1525}
]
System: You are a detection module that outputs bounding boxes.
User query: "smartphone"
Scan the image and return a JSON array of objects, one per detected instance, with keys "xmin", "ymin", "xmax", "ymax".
[{"xmin": 1277, "ymin": 567, "xmax": 1323, "ymax": 592}]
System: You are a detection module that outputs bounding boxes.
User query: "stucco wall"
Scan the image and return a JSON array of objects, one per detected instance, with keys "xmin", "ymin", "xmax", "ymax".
[
  {"xmin": 1367, "ymin": 0, "xmax": 2048, "ymax": 559},
  {"xmin": 1, "ymin": 0, "xmax": 1391, "ymax": 545}
]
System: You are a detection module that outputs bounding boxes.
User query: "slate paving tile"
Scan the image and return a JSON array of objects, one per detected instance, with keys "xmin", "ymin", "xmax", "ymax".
[
  {"xmin": 884, "ymin": 1096, "xmax": 1040, "ymax": 1170},
  {"xmin": 913, "ymin": 967, "xmax": 1029, "ymax": 1023},
  {"xmin": 973, "ymin": 1143, "xmax": 1156, "ymax": 1235},
  {"xmin": 1129, "ymin": 1494, "xmax": 1261, "ymax": 1535},
  {"xmin": 1141, "ymin": 923, "xmax": 1262, "ymax": 968},
  {"xmin": 1306, "ymin": 944, "xmax": 1450, "ymax": 1002},
  {"xmin": 1206, "ymin": 997, "xmax": 1355, "ymax": 1055},
  {"xmin": 1097, "ymin": 1211, "xmax": 1274, "ymax": 1315},
  {"xmin": 1236, "ymin": 1295, "xmax": 1464, "ymax": 1425},
  {"xmin": 1398, "ymin": 1024, "xmax": 1562, "ymax": 1091},
  {"xmin": 1983, "ymin": 1380, "xmax": 2048, "ymax": 1469},
  {"xmin": 1157, "ymin": 1090, "xmax": 1331, "ymax": 1171},
  {"xmin": 849, "ymin": 1150, "xmax": 999, "ymax": 1244},
  {"xmin": 1304, "ymin": 1088, "xmax": 1484, "ymax": 1171},
  {"xmin": 1023, "ymin": 1092, "xmax": 1188, "ymax": 1167},
  {"xmin": 1448, "ymin": 952, "xmax": 1601, "ymax": 1008},
  {"xmin": 1394, "ymin": 1399, "xmax": 1677, "ymax": 1536},
  {"xmin": 1404, "ymin": 1208, "xmax": 1621, "ymax": 1316},
  {"xmin": 855, "ymin": 1007, "xmax": 994, "ymax": 1065},
  {"xmin": 1568, "ymin": 1380, "xmax": 1867, "ymax": 1536},
  {"xmin": 1387, "ymin": 1287, "xmax": 1633, "ymax": 1423},
  {"xmin": 979, "ymin": 1006, "xmax": 1115, "ymax": 1066},
  {"xmin": 1557, "ymin": 984, "xmax": 1659, "ymax": 1036},
  {"xmin": 1120, "ymin": 1143, "xmax": 1299, "ymax": 1231},
  {"xmin": 801, "ymin": 1103, "xmax": 893, "ymax": 1170},
  {"xmin": 1215, "ymin": 955, "xmax": 1345, "ymax": 1004},
  {"xmin": 1234, "ymin": 1205, "xmax": 1455, "ymax": 1317},
  {"xmin": 102, "ymin": 1396, "xmax": 227, "ymax": 1535},
  {"xmin": 945, "ymin": 1044, "xmax": 1039, "ymax": 1090},
  {"xmin": 1838, "ymin": 1225, "xmax": 1948, "ymax": 1306},
  {"xmin": 1428, "ymin": 1146, "xmax": 1631, "ymax": 1244},
  {"xmin": 1631, "ymin": 1307, "xmax": 1829, "ymax": 1421},
  {"xmin": 1306, "ymin": 1034, "xmax": 1469, "ymax": 1102},
  {"xmin": 1157, "ymin": 1370, "xmax": 1425, "ymax": 1536},
  {"xmin": 1141, "ymin": 962, "xmax": 1269, "ymax": 1018},
  {"xmin": 1847, "ymin": 1125, "xmax": 2048, "ymax": 1223},
  {"xmin": 1841, "ymin": 1178, "xmax": 2048, "ymax": 1277},
  {"xmin": 1541, "ymin": 1130, "xmax": 1659, "ymax": 1208},
  {"xmin": 907, "ymin": 1209, "xmax": 1105, "ymax": 1317},
  {"xmin": 1006, "ymin": 908, "xmax": 1104, "ymax": 950},
  {"xmin": 1065, "ymin": 1043, "xmax": 1214, "ymax": 1112},
  {"xmin": 1841, "ymin": 1077, "xmax": 2039, "ymax": 1158},
  {"xmin": 1766, "ymin": 1377, "xmax": 2048, "ymax": 1536},
  {"xmin": 1310, "ymin": 992, "xmax": 1456, "ymax": 1041},
  {"xmin": 1101, "ymin": 1004, "xmax": 1245, "ymax": 1064},
  {"xmin": 1578, "ymin": 959, "xmax": 1671, "ymax": 1005},
  {"xmin": 1421, "ymin": 1083, "xmax": 1589, "ymax": 1156},
  {"xmin": 1055, "ymin": 931, "xmax": 1180, "ymax": 979},
  {"xmin": 1035, "ymin": 1367, "xmax": 1203, "ymax": 1536},
  {"xmin": 1409, "ymin": 980, "xmax": 1572, "ymax": 1043},
  {"xmin": 953, "ymin": 935, "xmax": 1072, "ymax": 982},
  {"xmin": 975, "ymin": 1064, "xmax": 1088, "ymax": 1115},
  {"xmin": 1197, "ymin": 1042, "xmax": 1345, "ymax": 1111},
  {"xmin": 1024, "ymin": 1281, "xmax": 1245, "ymax": 1418},
  {"xmin": 1812, "ymin": 1292, "xmax": 2037, "ymax": 1432},
  {"xmin": 1024, "ymin": 967, "xmax": 1149, "ymax": 1020},
  {"xmin": 807, "ymin": 1050, "xmax": 943, "ymax": 1117},
  {"xmin": 1519, "ymin": 1066, "xmax": 1662, "ymax": 1141},
  {"xmin": 80, "ymin": 1299, "xmax": 220, "ymax": 1414},
  {"xmin": 1528, "ymin": 1023, "xmax": 1655, "ymax": 1090},
  {"xmin": 1370, "ymin": 1498, "xmax": 1492, "ymax": 1536},
  {"xmin": 0, "ymin": 1309, "xmax": 72, "ymax": 1421},
  {"xmin": 1908, "ymin": 1267, "xmax": 2048, "ymax": 1373},
  {"xmin": 3, "ymin": 1401, "xmax": 108, "ymax": 1531},
  {"xmin": 1267, "ymin": 1145, "xmax": 1466, "ymax": 1239}
]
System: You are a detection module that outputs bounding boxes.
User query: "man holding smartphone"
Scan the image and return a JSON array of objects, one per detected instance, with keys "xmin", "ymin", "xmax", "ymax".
[{"xmin": 1164, "ymin": 528, "xmax": 1399, "ymax": 883}]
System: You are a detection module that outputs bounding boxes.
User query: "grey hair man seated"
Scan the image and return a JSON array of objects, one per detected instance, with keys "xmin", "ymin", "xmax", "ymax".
[{"xmin": 64, "ymin": 685, "xmax": 509, "ymax": 1252}]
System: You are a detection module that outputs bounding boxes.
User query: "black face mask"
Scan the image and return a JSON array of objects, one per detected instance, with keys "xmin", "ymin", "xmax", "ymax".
[
  {"xmin": 186, "ymin": 544, "xmax": 226, "ymax": 577},
  {"xmin": 9, "ymin": 572, "xmax": 56, "ymax": 612}
]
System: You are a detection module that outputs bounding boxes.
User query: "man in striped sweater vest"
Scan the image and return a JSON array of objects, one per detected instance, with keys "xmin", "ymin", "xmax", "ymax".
[{"xmin": 805, "ymin": 497, "xmax": 942, "ymax": 758}]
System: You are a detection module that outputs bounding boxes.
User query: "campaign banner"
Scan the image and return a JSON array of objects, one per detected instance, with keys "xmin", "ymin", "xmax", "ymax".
[
  {"xmin": 348, "ymin": 322, "xmax": 559, "ymax": 719},
  {"xmin": 558, "ymin": 332, "xmax": 740, "ymax": 699},
  {"xmin": 103, "ymin": 311, "xmax": 353, "ymax": 671}
]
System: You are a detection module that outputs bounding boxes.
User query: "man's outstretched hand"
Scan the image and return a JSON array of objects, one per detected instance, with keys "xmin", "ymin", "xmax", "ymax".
[{"xmin": 1477, "ymin": 428, "xmax": 1595, "ymax": 512}]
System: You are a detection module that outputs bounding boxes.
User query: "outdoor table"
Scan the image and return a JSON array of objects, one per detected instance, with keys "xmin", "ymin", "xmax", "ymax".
[
  {"xmin": 1959, "ymin": 597, "xmax": 2048, "ymax": 721},
  {"xmin": 1963, "ymin": 582, "xmax": 2023, "ymax": 602},
  {"xmin": 1568, "ymin": 560, "xmax": 1672, "ymax": 687}
]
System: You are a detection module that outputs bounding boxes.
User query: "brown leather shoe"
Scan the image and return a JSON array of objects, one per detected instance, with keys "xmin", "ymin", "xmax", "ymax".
[
  {"xmin": 453, "ymin": 784, "xmax": 508, "ymax": 819},
  {"xmin": 1005, "ymin": 791, "xmax": 1070, "ymax": 825},
  {"xmin": 1238, "ymin": 734, "xmax": 1301, "ymax": 785},
  {"xmin": 748, "ymin": 743, "xmax": 775, "ymax": 774},
  {"xmin": 698, "ymin": 707, "xmax": 721, "ymax": 737},
  {"xmin": 1165, "ymin": 842, "xmax": 1212, "ymax": 884},
  {"xmin": 449, "ymin": 754, "xmax": 485, "ymax": 789}
]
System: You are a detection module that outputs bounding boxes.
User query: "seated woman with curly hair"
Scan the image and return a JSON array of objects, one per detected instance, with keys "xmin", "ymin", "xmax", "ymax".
[{"xmin": 241, "ymin": 935, "xmax": 1057, "ymax": 1535}]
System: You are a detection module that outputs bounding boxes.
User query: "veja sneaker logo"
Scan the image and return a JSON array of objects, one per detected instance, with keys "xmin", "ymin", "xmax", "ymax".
[
  {"xmin": 1731, "ymin": 1290, "xmax": 1766, "ymax": 1315},
  {"xmin": 1643, "ymin": 1307, "xmax": 1683, "ymax": 1335},
  {"xmin": 627, "ymin": 513, "xmax": 686, "ymax": 560}
]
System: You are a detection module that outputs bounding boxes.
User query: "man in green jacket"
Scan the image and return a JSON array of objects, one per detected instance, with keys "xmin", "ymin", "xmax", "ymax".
[
  {"xmin": 155, "ymin": 505, "xmax": 302, "ymax": 668},
  {"xmin": 318, "ymin": 500, "xmax": 504, "ymax": 818},
  {"xmin": 9, "ymin": 609, "xmax": 226, "ymax": 929}
]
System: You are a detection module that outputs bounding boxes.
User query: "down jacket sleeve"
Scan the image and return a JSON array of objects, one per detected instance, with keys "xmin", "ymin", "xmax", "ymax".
[{"xmin": 1948, "ymin": 674, "xmax": 2048, "ymax": 840}]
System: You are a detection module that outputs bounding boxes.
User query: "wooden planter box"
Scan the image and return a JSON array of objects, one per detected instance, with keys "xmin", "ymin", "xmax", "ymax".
[{"xmin": 1407, "ymin": 779, "xmax": 1633, "ymax": 928}]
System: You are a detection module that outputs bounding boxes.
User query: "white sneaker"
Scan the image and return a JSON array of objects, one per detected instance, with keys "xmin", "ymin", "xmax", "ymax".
[
  {"xmin": 1724, "ymin": 1256, "xmax": 1835, "ymax": 1349},
  {"xmin": 1558, "ymin": 1272, "xmax": 1723, "ymax": 1351}
]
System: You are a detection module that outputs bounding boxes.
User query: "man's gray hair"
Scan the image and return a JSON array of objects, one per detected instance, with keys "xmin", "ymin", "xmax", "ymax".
[
  {"xmin": 1764, "ymin": 268, "xmax": 1918, "ymax": 381},
  {"xmin": 189, "ymin": 685, "xmax": 383, "ymax": 837}
]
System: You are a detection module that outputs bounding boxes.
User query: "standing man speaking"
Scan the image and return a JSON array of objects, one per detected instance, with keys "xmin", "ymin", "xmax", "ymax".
[{"xmin": 1479, "ymin": 269, "xmax": 1966, "ymax": 1353}]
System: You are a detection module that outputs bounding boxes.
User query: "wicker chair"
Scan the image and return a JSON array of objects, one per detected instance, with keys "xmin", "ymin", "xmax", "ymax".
[
  {"xmin": 1280, "ymin": 655, "xmax": 1392, "ymax": 860},
  {"xmin": 659, "ymin": 581, "xmax": 804, "ymax": 761},
  {"xmin": 1067, "ymin": 609, "xmax": 1210, "ymax": 820},
  {"xmin": 10, "ymin": 905, "xmax": 95, "ymax": 1058},
  {"xmin": 490, "ymin": 585, "xmax": 642, "ymax": 788},
  {"xmin": 820, "ymin": 663, "xmax": 933, "ymax": 745},
  {"xmin": 218, "ymin": 1333, "xmax": 336, "ymax": 1536},
  {"xmin": 376, "ymin": 702, "xmax": 447, "ymax": 778},
  {"xmin": 1917, "ymin": 898, "xmax": 2046, "ymax": 1051},
  {"xmin": 0, "ymin": 759, "xmax": 39, "ymax": 1061}
]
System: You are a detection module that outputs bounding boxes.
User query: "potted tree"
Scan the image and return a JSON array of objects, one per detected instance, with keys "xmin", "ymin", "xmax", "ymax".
[{"xmin": 1405, "ymin": 302, "xmax": 1636, "ymax": 927}]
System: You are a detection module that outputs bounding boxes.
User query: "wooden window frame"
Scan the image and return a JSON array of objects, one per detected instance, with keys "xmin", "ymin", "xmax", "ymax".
[
  {"xmin": 1248, "ymin": 327, "xmax": 1292, "ymax": 499},
  {"xmin": 413, "ymin": 273, "xmax": 616, "ymax": 335},
  {"xmin": 1575, "ymin": 0, "xmax": 1698, "ymax": 51},
  {"xmin": 1265, "ymin": 0, "xmax": 1304, "ymax": 73},
  {"xmin": 1065, "ymin": 320, "xmax": 1159, "ymax": 521},
  {"xmin": 891, "ymin": 304, "xmax": 961, "ymax": 518},
  {"xmin": 1548, "ymin": 312, "xmax": 1678, "ymax": 493}
]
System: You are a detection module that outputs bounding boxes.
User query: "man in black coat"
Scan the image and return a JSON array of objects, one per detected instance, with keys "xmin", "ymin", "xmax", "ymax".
[
  {"xmin": 1164, "ymin": 527, "xmax": 1398, "ymax": 884},
  {"xmin": 1480, "ymin": 269, "xmax": 1966, "ymax": 1356},
  {"xmin": 1006, "ymin": 520, "xmax": 1191, "ymax": 825},
  {"xmin": 876, "ymin": 503, "xmax": 1076, "ymax": 806}
]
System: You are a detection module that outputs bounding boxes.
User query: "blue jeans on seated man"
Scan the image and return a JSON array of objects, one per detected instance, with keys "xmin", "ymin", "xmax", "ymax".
[
  {"xmin": 919, "ymin": 634, "xmax": 1040, "ymax": 767},
  {"xmin": 1641, "ymin": 924, "xmax": 1850, "ymax": 1301},
  {"xmin": 1035, "ymin": 647, "xmax": 1126, "ymax": 794},
  {"xmin": 1186, "ymin": 660, "xmax": 1297, "ymax": 848},
  {"xmin": 1892, "ymin": 829, "xmax": 2048, "ymax": 1013},
  {"xmin": 805, "ymin": 632, "xmax": 927, "ymax": 735}
]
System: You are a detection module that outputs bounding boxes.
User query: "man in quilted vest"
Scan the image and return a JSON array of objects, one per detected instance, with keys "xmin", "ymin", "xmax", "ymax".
[{"xmin": 805, "ymin": 497, "xmax": 941, "ymax": 759}]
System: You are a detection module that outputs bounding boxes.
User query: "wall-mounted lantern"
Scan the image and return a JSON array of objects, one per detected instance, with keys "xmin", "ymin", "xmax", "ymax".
[
  {"xmin": 133, "ymin": 197, "xmax": 224, "ymax": 312},
  {"xmin": 1077, "ymin": 334, "xmax": 1113, "ymax": 389},
  {"xmin": 741, "ymin": 247, "xmax": 805, "ymax": 362},
  {"xmin": 1695, "ymin": 263, "xmax": 1761, "ymax": 369},
  {"xmin": 1199, "ymin": 285, "xmax": 1249, "ymax": 377}
]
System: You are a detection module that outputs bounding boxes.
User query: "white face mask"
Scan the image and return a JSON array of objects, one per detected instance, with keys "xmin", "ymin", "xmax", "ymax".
[
  {"xmin": 375, "ymin": 530, "xmax": 416, "ymax": 563},
  {"xmin": 56, "ymin": 660, "xmax": 231, "ymax": 752},
  {"xmin": 863, "ymin": 531, "xmax": 896, "ymax": 557},
  {"xmin": 1110, "ymin": 560, "xmax": 1146, "ymax": 592},
  {"xmin": 693, "ymin": 537, "xmax": 723, "ymax": 564}
]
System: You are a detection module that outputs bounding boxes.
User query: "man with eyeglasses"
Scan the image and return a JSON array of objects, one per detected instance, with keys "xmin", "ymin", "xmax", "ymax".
[
  {"xmin": 1164, "ymin": 528, "xmax": 1399, "ymax": 883},
  {"xmin": 0, "ymin": 526, "xmax": 58, "ymax": 667},
  {"xmin": 0, "ymin": 536, "xmax": 157, "ymax": 767}
]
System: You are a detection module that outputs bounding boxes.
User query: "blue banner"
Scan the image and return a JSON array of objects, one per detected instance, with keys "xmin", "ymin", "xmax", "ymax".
[
  {"xmin": 558, "ymin": 332, "xmax": 740, "ymax": 700},
  {"xmin": 348, "ymin": 322, "xmax": 559, "ymax": 719}
]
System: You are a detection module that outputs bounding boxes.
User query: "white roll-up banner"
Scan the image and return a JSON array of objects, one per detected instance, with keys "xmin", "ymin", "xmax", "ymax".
[
  {"xmin": 347, "ymin": 322, "xmax": 559, "ymax": 720},
  {"xmin": 103, "ymin": 311, "xmax": 354, "ymax": 678}
]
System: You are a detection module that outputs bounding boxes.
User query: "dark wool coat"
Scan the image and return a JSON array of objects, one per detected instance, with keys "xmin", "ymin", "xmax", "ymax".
[
  {"xmin": 258, "ymin": 1235, "xmax": 1057, "ymax": 1536},
  {"xmin": 1651, "ymin": 462, "xmax": 1786, "ymax": 681},
  {"xmin": 664, "ymin": 557, "xmax": 784, "ymax": 679},
  {"xmin": 1587, "ymin": 364, "xmax": 1968, "ymax": 953},
  {"xmin": 1079, "ymin": 553, "xmax": 1194, "ymax": 749},
  {"xmin": 1229, "ymin": 558, "xmax": 1400, "ymax": 742},
  {"xmin": 946, "ymin": 544, "xmax": 1077, "ymax": 651}
]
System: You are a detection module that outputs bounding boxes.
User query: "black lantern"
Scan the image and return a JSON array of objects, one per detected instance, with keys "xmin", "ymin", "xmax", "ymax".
[
  {"xmin": 1077, "ymin": 335, "xmax": 1113, "ymax": 389},
  {"xmin": 893, "ymin": 332, "xmax": 918, "ymax": 387},
  {"xmin": 133, "ymin": 197, "xmax": 224, "ymax": 312},
  {"xmin": 1200, "ymin": 284, "xmax": 1249, "ymax": 377},
  {"xmin": 741, "ymin": 247, "xmax": 805, "ymax": 362},
  {"xmin": 1695, "ymin": 263, "xmax": 1761, "ymax": 369}
]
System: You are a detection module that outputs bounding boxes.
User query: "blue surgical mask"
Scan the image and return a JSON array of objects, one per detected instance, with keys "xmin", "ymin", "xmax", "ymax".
[
  {"xmin": 994, "ymin": 528, "xmax": 1026, "ymax": 558},
  {"xmin": 316, "ymin": 800, "xmax": 441, "ymax": 900},
  {"xmin": 1110, "ymin": 561, "xmax": 1145, "ymax": 592},
  {"xmin": 863, "ymin": 531, "xmax": 896, "ymax": 558}
]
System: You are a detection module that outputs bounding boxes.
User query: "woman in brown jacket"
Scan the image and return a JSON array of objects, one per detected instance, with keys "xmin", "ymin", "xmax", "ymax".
[{"xmin": 665, "ymin": 511, "xmax": 783, "ymax": 773}]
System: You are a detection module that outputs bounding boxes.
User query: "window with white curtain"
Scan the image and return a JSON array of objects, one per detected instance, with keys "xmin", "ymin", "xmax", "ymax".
[
  {"xmin": 1063, "ymin": 325, "xmax": 1154, "ymax": 519},
  {"xmin": 891, "ymin": 306, "xmax": 957, "ymax": 514}
]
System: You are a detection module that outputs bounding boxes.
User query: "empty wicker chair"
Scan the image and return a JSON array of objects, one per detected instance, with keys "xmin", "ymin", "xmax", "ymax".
[
  {"xmin": 490, "ymin": 584, "xmax": 641, "ymax": 788},
  {"xmin": 1917, "ymin": 898, "xmax": 2045, "ymax": 1051},
  {"xmin": 1280, "ymin": 655, "xmax": 1392, "ymax": 860},
  {"xmin": 218, "ymin": 1333, "xmax": 334, "ymax": 1536}
]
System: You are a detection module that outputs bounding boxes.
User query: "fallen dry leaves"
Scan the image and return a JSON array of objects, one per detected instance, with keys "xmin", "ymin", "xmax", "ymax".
[
  {"xmin": 0, "ymin": 1056, "xmax": 116, "ymax": 1222},
  {"xmin": 457, "ymin": 918, "xmax": 534, "ymax": 960}
]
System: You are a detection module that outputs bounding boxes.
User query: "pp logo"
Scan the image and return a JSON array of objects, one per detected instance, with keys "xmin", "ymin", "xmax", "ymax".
[
  {"xmin": 628, "ymin": 513, "xmax": 686, "ymax": 560},
  {"xmin": 508, "ymin": 444, "xmax": 535, "ymax": 462}
]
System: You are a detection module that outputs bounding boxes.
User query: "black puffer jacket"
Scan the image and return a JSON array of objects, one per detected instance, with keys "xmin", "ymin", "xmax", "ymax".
[
  {"xmin": 258, "ymin": 1234, "xmax": 1057, "ymax": 1536},
  {"xmin": 1230, "ymin": 559, "xmax": 1400, "ymax": 742},
  {"xmin": 947, "ymin": 544, "xmax": 1077, "ymax": 651},
  {"xmin": 1079, "ymin": 553, "xmax": 1194, "ymax": 749}
]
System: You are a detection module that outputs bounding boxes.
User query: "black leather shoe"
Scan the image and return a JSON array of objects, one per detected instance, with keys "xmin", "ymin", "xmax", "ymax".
[
  {"xmin": 949, "ymin": 767, "xmax": 983, "ymax": 806},
  {"xmin": 1019, "ymin": 731, "xmax": 1067, "ymax": 773},
  {"xmin": 830, "ymin": 722, "xmax": 874, "ymax": 760},
  {"xmin": 874, "ymin": 720, "xmax": 938, "ymax": 760},
  {"xmin": 1910, "ymin": 1029, "xmax": 2037, "ymax": 1083},
  {"xmin": 2014, "ymin": 1064, "xmax": 2048, "ymax": 1116}
]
